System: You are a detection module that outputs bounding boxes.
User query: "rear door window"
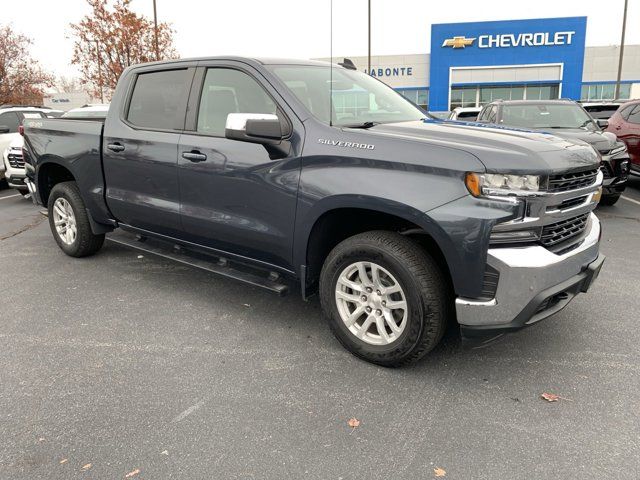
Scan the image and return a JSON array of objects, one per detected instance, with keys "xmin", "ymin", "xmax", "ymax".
[
  {"xmin": 20, "ymin": 112, "xmax": 46, "ymax": 120},
  {"xmin": 127, "ymin": 69, "xmax": 191, "ymax": 130},
  {"xmin": 0, "ymin": 112, "xmax": 21, "ymax": 133}
]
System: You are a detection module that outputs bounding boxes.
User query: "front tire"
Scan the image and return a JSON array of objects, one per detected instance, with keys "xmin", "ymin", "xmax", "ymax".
[
  {"xmin": 319, "ymin": 231, "xmax": 449, "ymax": 367},
  {"xmin": 48, "ymin": 181, "xmax": 105, "ymax": 257},
  {"xmin": 600, "ymin": 193, "xmax": 621, "ymax": 206}
]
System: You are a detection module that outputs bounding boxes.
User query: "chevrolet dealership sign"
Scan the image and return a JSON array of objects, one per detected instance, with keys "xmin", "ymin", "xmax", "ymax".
[
  {"xmin": 443, "ymin": 31, "xmax": 575, "ymax": 49},
  {"xmin": 430, "ymin": 17, "xmax": 587, "ymax": 110}
]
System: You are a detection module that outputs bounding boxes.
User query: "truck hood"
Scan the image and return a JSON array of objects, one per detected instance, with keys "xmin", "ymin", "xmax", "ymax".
[
  {"xmin": 364, "ymin": 120, "xmax": 600, "ymax": 175},
  {"xmin": 531, "ymin": 128, "xmax": 618, "ymax": 153}
]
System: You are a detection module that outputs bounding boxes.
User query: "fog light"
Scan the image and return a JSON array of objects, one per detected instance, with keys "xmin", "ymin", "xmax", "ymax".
[
  {"xmin": 593, "ymin": 187, "xmax": 603, "ymax": 204},
  {"xmin": 620, "ymin": 160, "xmax": 630, "ymax": 174}
]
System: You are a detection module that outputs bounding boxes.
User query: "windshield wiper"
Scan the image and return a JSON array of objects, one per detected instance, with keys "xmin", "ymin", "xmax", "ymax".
[{"xmin": 341, "ymin": 121, "xmax": 379, "ymax": 129}]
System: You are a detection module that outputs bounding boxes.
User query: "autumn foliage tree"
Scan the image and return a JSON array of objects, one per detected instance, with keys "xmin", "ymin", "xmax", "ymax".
[
  {"xmin": 0, "ymin": 24, "xmax": 54, "ymax": 105},
  {"xmin": 70, "ymin": 0, "xmax": 178, "ymax": 100}
]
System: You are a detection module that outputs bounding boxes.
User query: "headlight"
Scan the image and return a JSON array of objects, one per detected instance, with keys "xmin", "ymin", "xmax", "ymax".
[
  {"xmin": 465, "ymin": 172, "xmax": 541, "ymax": 198},
  {"xmin": 609, "ymin": 143, "xmax": 627, "ymax": 156}
]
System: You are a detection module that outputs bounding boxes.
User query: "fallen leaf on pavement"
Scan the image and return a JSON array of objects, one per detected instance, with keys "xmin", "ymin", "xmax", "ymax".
[
  {"xmin": 81, "ymin": 463, "xmax": 92, "ymax": 471},
  {"xmin": 59, "ymin": 458, "xmax": 68, "ymax": 464},
  {"xmin": 347, "ymin": 418, "xmax": 360, "ymax": 428},
  {"xmin": 125, "ymin": 468, "xmax": 140, "ymax": 478},
  {"xmin": 434, "ymin": 466, "xmax": 446, "ymax": 477},
  {"xmin": 541, "ymin": 392, "xmax": 572, "ymax": 402}
]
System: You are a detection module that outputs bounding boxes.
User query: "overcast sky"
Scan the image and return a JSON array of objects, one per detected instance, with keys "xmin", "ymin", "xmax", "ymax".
[{"xmin": 8, "ymin": 0, "xmax": 640, "ymax": 78}]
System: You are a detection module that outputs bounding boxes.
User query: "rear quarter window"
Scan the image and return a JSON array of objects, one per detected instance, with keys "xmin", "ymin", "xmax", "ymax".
[{"xmin": 126, "ymin": 69, "xmax": 191, "ymax": 130}]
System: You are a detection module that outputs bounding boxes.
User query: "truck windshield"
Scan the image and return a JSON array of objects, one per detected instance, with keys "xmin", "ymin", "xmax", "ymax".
[
  {"xmin": 501, "ymin": 104, "xmax": 598, "ymax": 131},
  {"xmin": 268, "ymin": 65, "xmax": 425, "ymax": 127}
]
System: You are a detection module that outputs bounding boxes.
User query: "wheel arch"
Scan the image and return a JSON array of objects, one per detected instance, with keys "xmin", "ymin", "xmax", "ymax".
[
  {"xmin": 295, "ymin": 196, "xmax": 458, "ymax": 299},
  {"xmin": 36, "ymin": 158, "xmax": 76, "ymax": 206}
]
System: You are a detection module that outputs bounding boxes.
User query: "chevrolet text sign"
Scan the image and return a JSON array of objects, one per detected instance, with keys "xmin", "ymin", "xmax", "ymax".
[
  {"xmin": 430, "ymin": 17, "xmax": 587, "ymax": 111},
  {"xmin": 477, "ymin": 31, "xmax": 575, "ymax": 48}
]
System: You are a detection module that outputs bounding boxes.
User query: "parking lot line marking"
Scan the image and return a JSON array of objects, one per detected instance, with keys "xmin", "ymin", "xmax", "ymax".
[
  {"xmin": 621, "ymin": 195, "xmax": 640, "ymax": 207},
  {"xmin": 0, "ymin": 194, "xmax": 20, "ymax": 201}
]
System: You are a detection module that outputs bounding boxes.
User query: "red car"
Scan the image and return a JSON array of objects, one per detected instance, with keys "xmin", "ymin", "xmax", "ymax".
[{"xmin": 607, "ymin": 99, "xmax": 640, "ymax": 176}]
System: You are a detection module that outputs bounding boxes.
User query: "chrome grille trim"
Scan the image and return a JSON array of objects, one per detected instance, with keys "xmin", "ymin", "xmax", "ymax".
[
  {"xmin": 541, "ymin": 214, "xmax": 590, "ymax": 247},
  {"xmin": 548, "ymin": 168, "xmax": 599, "ymax": 192},
  {"xmin": 7, "ymin": 153, "xmax": 24, "ymax": 169}
]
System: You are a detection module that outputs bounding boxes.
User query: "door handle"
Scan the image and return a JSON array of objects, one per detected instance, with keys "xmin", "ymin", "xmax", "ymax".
[
  {"xmin": 182, "ymin": 150, "xmax": 207, "ymax": 162},
  {"xmin": 107, "ymin": 142, "xmax": 125, "ymax": 152}
]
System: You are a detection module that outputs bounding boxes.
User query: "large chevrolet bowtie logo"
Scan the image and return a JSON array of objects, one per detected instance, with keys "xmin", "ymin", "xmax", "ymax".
[{"xmin": 442, "ymin": 36, "xmax": 476, "ymax": 48}]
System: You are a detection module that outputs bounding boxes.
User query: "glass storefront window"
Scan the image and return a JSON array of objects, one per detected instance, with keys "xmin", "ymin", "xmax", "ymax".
[
  {"xmin": 398, "ymin": 89, "xmax": 417, "ymax": 103},
  {"xmin": 453, "ymin": 83, "xmax": 560, "ymax": 109},
  {"xmin": 450, "ymin": 87, "xmax": 476, "ymax": 109},
  {"xmin": 417, "ymin": 89, "xmax": 429, "ymax": 109},
  {"xmin": 395, "ymin": 89, "xmax": 428, "ymax": 109},
  {"xmin": 581, "ymin": 83, "xmax": 631, "ymax": 101}
]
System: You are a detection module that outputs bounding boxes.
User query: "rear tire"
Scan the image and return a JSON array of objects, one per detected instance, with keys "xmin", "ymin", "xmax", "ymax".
[
  {"xmin": 600, "ymin": 193, "xmax": 621, "ymax": 206},
  {"xmin": 319, "ymin": 231, "xmax": 449, "ymax": 367},
  {"xmin": 48, "ymin": 181, "xmax": 104, "ymax": 257}
]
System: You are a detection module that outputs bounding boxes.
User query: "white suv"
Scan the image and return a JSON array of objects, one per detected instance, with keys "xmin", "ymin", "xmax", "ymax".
[
  {"xmin": 3, "ymin": 136, "xmax": 27, "ymax": 194},
  {"xmin": 0, "ymin": 106, "xmax": 50, "ymax": 187}
]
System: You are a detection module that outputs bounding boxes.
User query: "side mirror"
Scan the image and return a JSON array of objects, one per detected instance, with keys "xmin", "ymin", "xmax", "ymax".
[
  {"xmin": 0, "ymin": 125, "xmax": 10, "ymax": 134},
  {"xmin": 225, "ymin": 113, "xmax": 283, "ymax": 144},
  {"xmin": 596, "ymin": 119, "xmax": 609, "ymax": 130}
]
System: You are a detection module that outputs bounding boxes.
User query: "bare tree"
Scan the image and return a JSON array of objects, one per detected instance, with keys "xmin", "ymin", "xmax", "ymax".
[
  {"xmin": 0, "ymin": 24, "xmax": 54, "ymax": 105},
  {"xmin": 56, "ymin": 76, "xmax": 82, "ymax": 93},
  {"xmin": 70, "ymin": 0, "xmax": 178, "ymax": 100}
]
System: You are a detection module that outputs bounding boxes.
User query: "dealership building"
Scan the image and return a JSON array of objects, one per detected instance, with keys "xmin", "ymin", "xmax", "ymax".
[{"xmin": 333, "ymin": 17, "xmax": 640, "ymax": 111}]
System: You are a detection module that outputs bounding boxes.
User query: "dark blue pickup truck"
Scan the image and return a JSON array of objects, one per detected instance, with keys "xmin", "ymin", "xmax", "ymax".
[{"xmin": 22, "ymin": 57, "xmax": 605, "ymax": 366}]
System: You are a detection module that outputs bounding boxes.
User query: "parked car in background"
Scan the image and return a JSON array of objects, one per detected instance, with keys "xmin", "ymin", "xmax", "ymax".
[
  {"xmin": 0, "ymin": 106, "xmax": 51, "ymax": 181},
  {"xmin": 448, "ymin": 107, "xmax": 481, "ymax": 121},
  {"xmin": 23, "ymin": 57, "xmax": 605, "ymax": 366},
  {"xmin": 606, "ymin": 99, "xmax": 640, "ymax": 176},
  {"xmin": 581, "ymin": 102, "xmax": 623, "ymax": 121},
  {"xmin": 61, "ymin": 104, "xmax": 109, "ymax": 119},
  {"xmin": 44, "ymin": 109, "xmax": 65, "ymax": 118},
  {"xmin": 427, "ymin": 111, "xmax": 451, "ymax": 120},
  {"xmin": 478, "ymin": 99, "xmax": 629, "ymax": 205},
  {"xmin": 2, "ymin": 137, "xmax": 27, "ymax": 195}
]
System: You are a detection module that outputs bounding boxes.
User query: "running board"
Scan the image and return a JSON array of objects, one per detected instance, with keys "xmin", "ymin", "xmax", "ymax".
[{"xmin": 106, "ymin": 230, "xmax": 289, "ymax": 296}]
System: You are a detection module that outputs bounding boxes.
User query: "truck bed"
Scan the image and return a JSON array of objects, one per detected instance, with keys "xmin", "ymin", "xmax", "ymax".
[{"xmin": 23, "ymin": 118, "xmax": 112, "ymax": 226}]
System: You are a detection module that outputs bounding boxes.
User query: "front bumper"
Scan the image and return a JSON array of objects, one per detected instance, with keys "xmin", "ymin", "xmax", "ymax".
[
  {"xmin": 601, "ymin": 153, "xmax": 630, "ymax": 193},
  {"xmin": 456, "ymin": 212, "xmax": 603, "ymax": 337},
  {"xmin": 6, "ymin": 173, "xmax": 26, "ymax": 189}
]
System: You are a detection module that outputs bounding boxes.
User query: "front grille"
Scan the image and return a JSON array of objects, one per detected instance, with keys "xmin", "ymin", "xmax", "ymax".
[
  {"xmin": 548, "ymin": 168, "xmax": 598, "ymax": 192},
  {"xmin": 541, "ymin": 213, "xmax": 590, "ymax": 247},
  {"xmin": 7, "ymin": 152, "xmax": 24, "ymax": 169},
  {"xmin": 600, "ymin": 163, "xmax": 612, "ymax": 179},
  {"xmin": 556, "ymin": 196, "xmax": 588, "ymax": 210}
]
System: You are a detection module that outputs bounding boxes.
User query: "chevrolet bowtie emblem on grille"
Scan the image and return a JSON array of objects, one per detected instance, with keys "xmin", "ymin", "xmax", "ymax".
[{"xmin": 442, "ymin": 36, "xmax": 476, "ymax": 48}]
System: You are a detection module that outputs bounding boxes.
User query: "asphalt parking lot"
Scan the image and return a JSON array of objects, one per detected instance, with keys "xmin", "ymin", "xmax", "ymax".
[{"xmin": 1, "ymin": 180, "xmax": 639, "ymax": 480}]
